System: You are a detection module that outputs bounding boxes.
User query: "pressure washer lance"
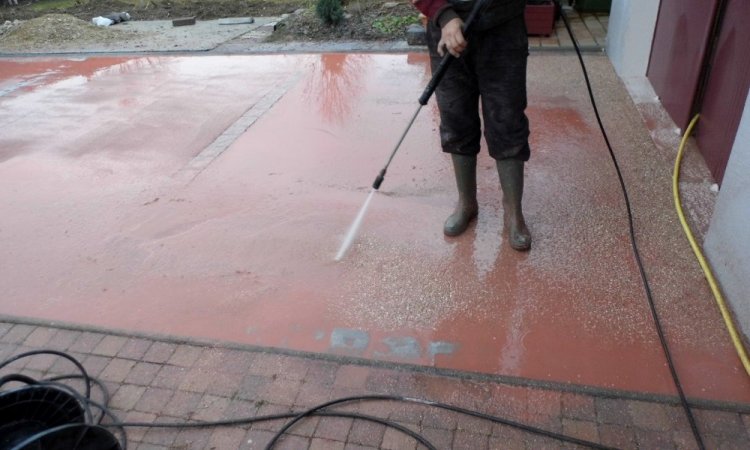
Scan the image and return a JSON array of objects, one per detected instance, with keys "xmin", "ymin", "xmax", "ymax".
[{"xmin": 335, "ymin": 0, "xmax": 490, "ymax": 261}]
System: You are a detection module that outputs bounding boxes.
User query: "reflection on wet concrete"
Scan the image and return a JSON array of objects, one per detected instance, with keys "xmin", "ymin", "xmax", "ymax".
[
  {"xmin": 303, "ymin": 54, "xmax": 370, "ymax": 124},
  {"xmin": 0, "ymin": 54, "xmax": 748, "ymax": 404}
]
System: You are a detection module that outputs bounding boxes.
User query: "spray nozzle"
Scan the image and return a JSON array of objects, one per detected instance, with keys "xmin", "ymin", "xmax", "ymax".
[{"xmin": 372, "ymin": 168, "xmax": 386, "ymax": 190}]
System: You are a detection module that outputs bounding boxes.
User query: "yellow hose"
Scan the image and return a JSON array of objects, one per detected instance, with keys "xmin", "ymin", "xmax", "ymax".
[{"xmin": 673, "ymin": 114, "xmax": 750, "ymax": 376}]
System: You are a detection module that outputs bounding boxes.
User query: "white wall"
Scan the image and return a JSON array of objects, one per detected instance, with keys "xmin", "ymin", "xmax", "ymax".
[
  {"xmin": 607, "ymin": 0, "xmax": 661, "ymax": 77},
  {"xmin": 608, "ymin": 1, "xmax": 749, "ymax": 340},
  {"xmin": 705, "ymin": 89, "xmax": 750, "ymax": 340}
]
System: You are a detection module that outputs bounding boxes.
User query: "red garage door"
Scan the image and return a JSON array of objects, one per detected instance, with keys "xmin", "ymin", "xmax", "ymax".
[
  {"xmin": 648, "ymin": 0, "xmax": 749, "ymax": 184},
  {"xmin": 694, "ymin": 0, "xmax": 750, "ymax": 183},
  {"xmin": 647, "ymin": 0, "xmax": 719, "ymax": 131}
]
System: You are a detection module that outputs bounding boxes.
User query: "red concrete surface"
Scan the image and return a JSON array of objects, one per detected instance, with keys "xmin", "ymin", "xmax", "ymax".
[{"xmin": 1, "ymin": 54, "xmax": 748, "ymax": 404}]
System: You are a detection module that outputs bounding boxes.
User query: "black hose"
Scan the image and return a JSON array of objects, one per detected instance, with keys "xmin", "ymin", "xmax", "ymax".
[
  {"xmin": 46, "ymin": 374, "xmax": 113, "ymax": 424},
  {"xmin": 0, "ymin": 349, "xmax": 92, "ymax": 399},
  {"xmin": 0, "ymin": 7, "xmax": 708, "ymax": 450},
  {"xmin": 556, "ymin": 4, "xmax": 705, "ymax": 449},
  {"xmin": 0, "ymin": 373, "xmax": 38, "ymax": 387},
  {"xmin": 1, "ymin": 350, "xmax": 615, "ymax": 449},
  {"xmin": 264, "ymin": 395, "xmax": 615, "ymax": 450},
  {"xmin": 118, "ymin": 410, "xmax": 437, "ymax": 450}
]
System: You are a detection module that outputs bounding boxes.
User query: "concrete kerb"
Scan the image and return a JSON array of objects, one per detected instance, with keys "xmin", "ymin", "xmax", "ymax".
[
  {"xmin": 0, "ymin": 42, "xmax": 605, "ymax": 59},
  {"xmin": 2, "ymin": 314, "xmax": 748, "ymax": 414}
]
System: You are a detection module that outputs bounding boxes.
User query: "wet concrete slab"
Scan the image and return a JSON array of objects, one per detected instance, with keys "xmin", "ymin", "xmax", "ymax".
[{"xmin": 1, "ymin": 54, "xmax": 748, "ymax": 405}]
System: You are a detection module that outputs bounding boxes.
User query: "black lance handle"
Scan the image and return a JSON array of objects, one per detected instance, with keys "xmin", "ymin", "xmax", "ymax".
[
  {"xmin": 418, "ymin": 0, "xmax": 490, "ymax": 105},
  {"xmin": 371, "ymin": 0, "xmax": 491, "ymax": 190}
]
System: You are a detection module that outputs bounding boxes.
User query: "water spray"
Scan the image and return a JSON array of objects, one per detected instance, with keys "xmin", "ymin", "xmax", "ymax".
[
  {"xmin": 335, "ymin": 0, "xmax": 490, "ymax": 261},
  {"xmin": 337, "ymin": 5, "xmax": 708, "ymax": 447}
]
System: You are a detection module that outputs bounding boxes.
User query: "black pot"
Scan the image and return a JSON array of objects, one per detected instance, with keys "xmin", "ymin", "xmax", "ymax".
[{"xmin": 0, "ymin": 385, "xmax": 120, "ymax": 450}]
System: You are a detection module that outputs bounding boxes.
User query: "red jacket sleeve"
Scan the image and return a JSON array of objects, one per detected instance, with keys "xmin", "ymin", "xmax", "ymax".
[{"xmin": 411, "ymin": 0, "xmax": 447, "ymax": 19}]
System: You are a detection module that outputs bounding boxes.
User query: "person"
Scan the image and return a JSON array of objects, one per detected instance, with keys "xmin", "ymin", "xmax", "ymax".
[{"xmin": 412, "ymin": 0, "xmax": 532, "ymax": 251}]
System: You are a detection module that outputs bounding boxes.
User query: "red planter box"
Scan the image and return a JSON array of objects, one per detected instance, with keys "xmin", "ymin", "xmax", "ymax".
[{"xmin": 525, "ymin": 1, "xmax": 556, "ymax": 36}]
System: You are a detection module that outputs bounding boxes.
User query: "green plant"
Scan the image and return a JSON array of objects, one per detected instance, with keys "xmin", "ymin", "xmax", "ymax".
[
  {"xmin": 316, "ymin": 0, "xmax": 344, "ymax": 26},
  {"xmin": 372, "ymin": 14, "xmax": 419, "ymax": 35}
]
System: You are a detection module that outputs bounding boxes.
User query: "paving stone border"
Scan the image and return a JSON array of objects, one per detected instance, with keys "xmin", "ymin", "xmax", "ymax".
[{"xmin": 2, "ymin": 320, "xmax": 749, "ymax": 449}]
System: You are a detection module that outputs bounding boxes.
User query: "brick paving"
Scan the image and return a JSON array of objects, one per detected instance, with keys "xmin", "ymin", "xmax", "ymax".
[
  {"xmin": 1, "ymin": 322, "xmax": 749, "ymax": 449},
  {"xmin": 528, "ymin": 11, "xmax": 609, "ymax": 50}
]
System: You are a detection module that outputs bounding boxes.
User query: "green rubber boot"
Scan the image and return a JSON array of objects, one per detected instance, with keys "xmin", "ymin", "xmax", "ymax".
[
  {"xmin": 496, "ymin": 158, "xmax": 531, "ymax": 251},
  {"xmin": 444, "ymin": 154, "xmax": 479, "ymax": 237}
]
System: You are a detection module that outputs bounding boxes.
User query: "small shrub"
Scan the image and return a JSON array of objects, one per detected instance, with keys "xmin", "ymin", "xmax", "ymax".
[
  {"xmin": 372, "ymin": 14, "xmax": 420, "ymax": 35},
  {"xmin": 316, "ymin": 0, "xmax": 344, "ymax": 26}
]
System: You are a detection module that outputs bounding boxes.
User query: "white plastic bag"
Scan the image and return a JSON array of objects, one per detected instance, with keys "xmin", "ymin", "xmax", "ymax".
[{"xmin": 92, "ymin": 16, "xmax": 114, "ymax": 27}]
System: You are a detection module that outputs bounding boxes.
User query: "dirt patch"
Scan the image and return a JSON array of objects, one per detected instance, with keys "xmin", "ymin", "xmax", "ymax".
[
  {"xmin": 272, "ymin": 1, "xmax": 419, "ymax": 41},
  {"xmin": 0, "ymin": 13, "xmax": 139, "ymax": 50},
  {"xmin": 60, "ymin": 0, "xmax": 304, "ymax": 21},
  {"xmin": 1, "ymin": 1, "xmax": 318, "ymax": 22},
  {"xmin": 0, "ymin": 0, "xmax": 420, "ymax": 42}
]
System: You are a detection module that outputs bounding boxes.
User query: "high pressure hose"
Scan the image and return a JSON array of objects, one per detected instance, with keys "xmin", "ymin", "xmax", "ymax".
[
  {"xmin": 3, "ymin": 6, "xmax": 739, "ymax": 450},
  {"xmin": 1, "ymin": 350, "xmax": 617, "ymax": 450},
  {"xmin": 673, "ymin": 115, "xmax": 750, "ymax": 376},
  {"xmin": 556, "ymin": 4, "xmax": 706, "ymax": 449}
]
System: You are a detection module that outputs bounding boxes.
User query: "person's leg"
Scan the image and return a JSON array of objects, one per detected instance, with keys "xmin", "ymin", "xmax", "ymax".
[
  {"xmin": 475, "ymin": 17, "xmax": 532, "ymax": 250},
  {"xmin": 444, "ymin": 153, "xmax": 478, "ymax": 236},
  {"xmin": 427, "ymin": 22, "xmax": 482, "ymax": 236},
  {"xmin": 496, "ymin": 155, "xmax": 531, "ymax": 250}
]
